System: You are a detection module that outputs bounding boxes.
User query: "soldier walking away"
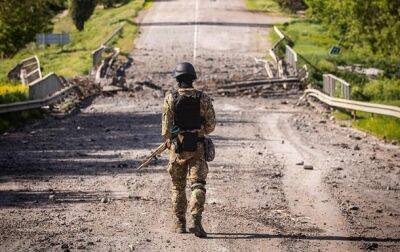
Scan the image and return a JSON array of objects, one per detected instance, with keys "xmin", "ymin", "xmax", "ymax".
[{"xmin": 162, "ymin": 62, "xmax": 216, "ymax": 238}]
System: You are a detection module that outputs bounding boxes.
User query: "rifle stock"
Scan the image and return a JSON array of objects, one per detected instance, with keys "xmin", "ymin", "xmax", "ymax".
[{"xmin": 137, "ymin": 142, "xmax": 167, "ymax": 170}]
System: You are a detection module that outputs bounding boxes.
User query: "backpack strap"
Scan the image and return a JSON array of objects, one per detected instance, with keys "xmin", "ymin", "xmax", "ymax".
[{"xmin": 171, "ymin": 90, "xmax": 180, "ymax": 110}]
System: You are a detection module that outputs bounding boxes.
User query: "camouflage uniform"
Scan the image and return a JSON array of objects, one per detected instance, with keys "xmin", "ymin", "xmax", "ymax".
[{"xmin": 162, "ymin": 88, "xmax": 216, "ymax": 228}]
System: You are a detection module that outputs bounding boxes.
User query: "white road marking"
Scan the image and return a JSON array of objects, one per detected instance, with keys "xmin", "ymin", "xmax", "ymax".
[{"xmin": 193, "ymin": 0, "xmax": 199, "ymax": 63}]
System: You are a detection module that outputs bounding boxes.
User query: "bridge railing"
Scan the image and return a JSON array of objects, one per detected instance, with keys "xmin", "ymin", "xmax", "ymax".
[
  {"xmin": 323, "ymin": 74, "xmax": 351, "ymax": 100},
  {"xmin": 285, "ymin": 45, "xmax": 297, "ymax": 75}
]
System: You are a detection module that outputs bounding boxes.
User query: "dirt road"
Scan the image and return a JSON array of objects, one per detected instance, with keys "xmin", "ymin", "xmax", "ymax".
[{"xmin": 1, "ymin": 0, "xmax": 399, "ymax": 251}]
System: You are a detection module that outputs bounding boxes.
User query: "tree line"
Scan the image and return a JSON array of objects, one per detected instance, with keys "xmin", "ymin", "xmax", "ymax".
[
  {"xmin": 0, "ymin": 0, "xmax": 130, "ymax": 57},
  {"xmin": 304, "ymin": 0, "xmax": 400, "ymax": 59}
]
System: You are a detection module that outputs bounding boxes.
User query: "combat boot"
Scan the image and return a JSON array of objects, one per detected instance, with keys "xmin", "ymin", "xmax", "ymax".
[
  {"xmin": 172, "ymin": 217, "xmax": 187, "ymax": 234},
  {"xmin": 189, "ymin": 215, "xmax": 207, "ymax": 238}
]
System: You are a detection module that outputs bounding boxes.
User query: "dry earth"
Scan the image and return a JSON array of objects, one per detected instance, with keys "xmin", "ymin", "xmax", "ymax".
[{"xmin": 0, "ymin": 0, "xmax": 399, "ymax": 251}]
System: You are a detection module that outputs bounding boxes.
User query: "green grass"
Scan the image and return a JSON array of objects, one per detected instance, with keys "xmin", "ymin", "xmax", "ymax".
[
  {"xmin": 245, "ymin": 0, "xmax": 285, "ymax": 14},
  {"xmin": 0, "ymin": 0, "xmax": 146, "ymax": 82},
  {"xmin": 334, "ymin": 110, "xmax": 400, "ymax": 142}
]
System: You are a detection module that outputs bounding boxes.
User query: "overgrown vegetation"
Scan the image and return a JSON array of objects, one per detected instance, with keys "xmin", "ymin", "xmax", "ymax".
[
  {"xmin": 0, "ymin": 82, "xmax": 40, "ymax": 133},
  {"xmin": 0, "ymin": 0, "xmax": 57, "ymax": 57},
  {"xmin": 0, "ymin": 82, "xmax": 28, "ymax": 104},
  {"xmin": 0, "ymin": 0, "xmax": 145, "ymax": 82},
  {"xmin": 245, "ymin": 0, "xmax": 305, "ymax": 13},
  {"xmin": 305, "ymin": 0, "xmax": 400, "ymax": 59}
]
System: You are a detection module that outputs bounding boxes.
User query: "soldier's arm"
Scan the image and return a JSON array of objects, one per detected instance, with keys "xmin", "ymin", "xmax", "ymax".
[
  {"xmin": 200, "ymin": 93, "xmax": 216, "ymax": 135},
  {"xmin": 162, "ymin": 93, "xmax": 174, "ymax": 140}
]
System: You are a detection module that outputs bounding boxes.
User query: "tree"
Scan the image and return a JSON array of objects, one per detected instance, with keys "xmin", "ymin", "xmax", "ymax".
[
  {"xmin": 69, "ymin": 0, "xmax": 96, "ymax": 31},
  {"xmin": 0, "ymin": 0, "xmax": 53, "ymax": 57},
  {"xmin": 304, "ymin": 0, "xmax": 400, "ymax": 58}
]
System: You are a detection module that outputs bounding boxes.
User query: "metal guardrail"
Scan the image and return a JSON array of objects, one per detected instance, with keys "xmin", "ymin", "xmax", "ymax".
[
  {"xmin": 323, "ymin": 74, "xmax": 351, "ymax": 100},
  {"xmin": 28, "ymin": 73, "xmax": 63, "ymax": 100},
  {"xmin": 305, "ymin": 88, "xmax": 400, "ymax": 119},
  {"xmin": 92, "ymin": 23, "xmax": 125, "ymax": 70},
  {"xmin": 0, "ymin": 85, "xmax": 77, "ymax": 114},
  {"xmin": 103, "ymin": 22, "xmax": 125, "ymax": 46},
  {"xmin": 218, "ymin": 77, "xmax": 300, "ymax": 91},
  {"xmin": 285, "ymin": 45, "xmax": 297, "ymax": 75},
  {"xmin": 7, "ymin": 56, "xmax": 42, "ymax": 84}
]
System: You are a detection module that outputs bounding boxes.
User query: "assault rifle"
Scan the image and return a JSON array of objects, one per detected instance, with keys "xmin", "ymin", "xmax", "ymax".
[{"xmin": 136, "ymin": 126, "xmax": 180, "ymax": 170}]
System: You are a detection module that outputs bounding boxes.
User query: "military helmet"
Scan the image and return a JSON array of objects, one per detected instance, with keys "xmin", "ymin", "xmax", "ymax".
[{"xmin": 172, "ymin": 62, "xmax": 197, "ymax": 80}]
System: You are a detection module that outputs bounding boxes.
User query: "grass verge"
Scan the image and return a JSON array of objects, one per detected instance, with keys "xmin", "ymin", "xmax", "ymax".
[
  {"xmin": 334, "ymin": 110, "xmax": 400, "ymax": 142},
  {"xmin": 245, "ymin": 0, "xmax": 286, "ymax": 15},
  {"xmin": 0, "ymin": 0, "xmax": 146, "ymax": 82}
]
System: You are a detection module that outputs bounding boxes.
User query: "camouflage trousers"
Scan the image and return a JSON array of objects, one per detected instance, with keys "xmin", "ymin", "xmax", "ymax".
[{"xmin": 167, "ymin": 142, "xmax": 209, "ymax": 222}]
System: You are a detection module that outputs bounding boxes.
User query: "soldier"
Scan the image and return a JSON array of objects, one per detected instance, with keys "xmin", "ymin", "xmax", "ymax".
[{"xmin": 162, "ymin": 62, "xmax": 216, "ymax": 238}]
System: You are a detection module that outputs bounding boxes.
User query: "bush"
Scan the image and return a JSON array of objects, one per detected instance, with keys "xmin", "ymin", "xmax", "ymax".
[
  {"xmin": 47, "ymin": 0, "xmax": 69, "ymax": 13},
  {"xmin": 362, "ymin": 79, "xmax": 400, "ymax": 102},
  {"xmin": 69, "ymin": 0, "xmax": 96, "ymax": 31},
  {"xmin": 0, "ymin": 0, "xmax": 53, "ymax": 57},
  {"xmin": 0, "ymin": 83, "xmax": 28, "ymax": 104},
  {"xmin": 304, "ymin": 0, "xmax": 400, "ymax": 58},
  {"xmin": 276, "ymin": 0, "xmax": 306, "ymax": 11}
]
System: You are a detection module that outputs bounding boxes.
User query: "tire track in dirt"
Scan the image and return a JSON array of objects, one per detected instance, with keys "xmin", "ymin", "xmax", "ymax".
[{"xmin": 262, "ymin": 113, "xmax": 355, "ymax": 251}]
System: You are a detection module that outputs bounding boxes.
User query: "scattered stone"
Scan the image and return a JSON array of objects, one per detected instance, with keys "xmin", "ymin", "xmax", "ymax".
[
  {"xmin": 319, "ymin": 120, "xmax": 327, "ymax": 124},
  {"xmin": 255, "ymin": 188, "xmax": 260, "ymax": 193},
  {"xmin": 128, "ymin": 244, "xmax": 135, "ymax": 251},
  {"xmin": 49, "ymin": 194, "xmax": 55, "ymax": 201},
  {"xmin": 61, "ymin": 243, "xmax": 69, "ymax": 249},
  {"xmin": 281, "ymin": 140, "xmax": 285, "ymax": 144},
  {"xmin": 281, "ymin": 100, "xmax": 288, "ymax": 105},
  {"xmin": 146, "ymin": 238, "xmax": 151, "ymax": 242},
  {"xmin": 303, "ymin": 165, "xmax": 314, "ymax": 170},
  {"xmin": 257, "ymin": 152, "xmax": 263, "ymax": 155},
  {"xmin": 334, "ymin": 167, "xmax": 343, "ymax": 171},
  {"xmin": 349, "ymin": 205, "xmax": 359, "ymax": 211},
  {"xmin": 100, "ymin": 197, "xmax": 108, "ymax": 203},
  {"xmin": 329, "ymin": 116, "xmax": 335, "ymax": 121},
  {"xmin": 354, "ymin": 145, "xmax": 361, "ymax": 151},
  {"xmin": 361, "ymin": 242, "xmax": 378, "ymax": 250},
  {"xmin": 296, "ymin": 161, "xmax": 304, "ymax": 166},
  {"xmin": 392, "ymin": 140, "xmax": 398, "ymax": 145},
  {"xmin": 376, "ymin": 209, "xmax": 383, "ymax": 213}
]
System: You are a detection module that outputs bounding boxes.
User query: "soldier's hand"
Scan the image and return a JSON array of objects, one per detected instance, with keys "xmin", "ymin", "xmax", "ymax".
[{"xmin": 165, "ymin": 139, "xmax": 172, "ymax": 149}]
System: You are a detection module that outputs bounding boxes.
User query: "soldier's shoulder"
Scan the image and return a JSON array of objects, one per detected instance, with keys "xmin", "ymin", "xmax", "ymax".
[{"xmin": 199, "ymin": 91, "xmax": 212, "ymax": 103}]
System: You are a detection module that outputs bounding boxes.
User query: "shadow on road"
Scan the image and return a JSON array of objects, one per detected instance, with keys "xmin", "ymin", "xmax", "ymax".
[
  {"xmin": 0, "ymin": 111, "xmax": 165, "ymax": 179},
  {"xmin": 0, "ymin": 187, "xmax": 160, "ymax": 209},
  {"xmin": 207, "ymin": 233, "xmax": 400, "ymax": 243}
]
